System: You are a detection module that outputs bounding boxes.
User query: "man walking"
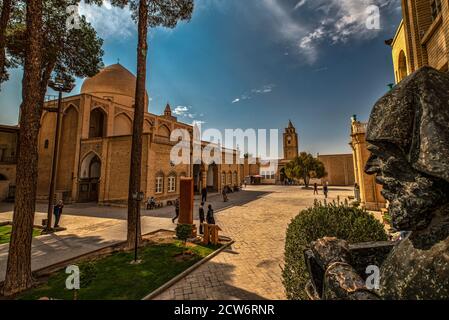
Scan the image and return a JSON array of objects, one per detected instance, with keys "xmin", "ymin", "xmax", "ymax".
[
  {"xmin": 199, "ymin": 202, "xmax": 205, "ymax": 234},
  {"xmin": 313, "ymin": 183, "xmax": 319, "ymax": 195},
  {"xmin": 172, "ymin": 198, "xmax": 180, "ymax": 224},
  {"xmin": 207, "ymin": 204, "xmax": 215, "ymax": 225},
  {"xmin": 54, "ymin": 200, "xmax": 64, "ymax": 228},
  {"xmin": 201, "ymin": 187, "xmax": 208, "ymax": 203},
  {"xmin": 323, "ymin": 183, "xmax": 329, "ymax": 199},
  {"xmin": 222, "ymin": 188, "xmax": 228, "ymax": 202}
]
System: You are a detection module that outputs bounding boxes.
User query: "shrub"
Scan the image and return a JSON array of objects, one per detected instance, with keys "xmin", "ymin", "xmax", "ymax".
[
  {"xmin": 176, "ymin": 224, "xmax": 194, "ymax": 245},
  {"xmin": 282, "ymin": 201, "xmax": 388, "ymax": 300}
]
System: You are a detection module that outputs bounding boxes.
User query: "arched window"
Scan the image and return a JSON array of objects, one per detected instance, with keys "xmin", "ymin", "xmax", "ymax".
[
  {"xmin": 168, "ymin": 172, "xmax": 177, "ymax": 193},
  {"xmin": 157, "ymin": 125, "xmax": 171, "ymax": 138},
  {"xmin": 0, "ymin": 173, "xmax": 7, "ymax": 181},
  {"xmin": 89, "ymin": 108, "xmax": 107, "ymax": 138},
  {"xmin": 233, "ymin": 171, "xmax": 238, "ymax": 185},
  {"xmin": 222, "ymin": 172, "xmax": 226, "ymax": 186},
  {"xmin": 114, "ymin": 113, "xmax": 133, "ymax": 136},
  {"xmin": 398, "ymin": 51, "xmax": 408, "ymax": 82},
  {"xmin": 155, "ymin": 172, "xmax": 164, "ymax": 194},
  {"xmin": 227, "ymin": 171, "xmax": 232, "ymax": 186}
]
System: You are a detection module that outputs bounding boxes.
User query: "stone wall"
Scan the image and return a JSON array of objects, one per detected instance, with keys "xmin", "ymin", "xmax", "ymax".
[{"xmin": 318, "ymin": 154, "xmax": 355, "ymax": 186}]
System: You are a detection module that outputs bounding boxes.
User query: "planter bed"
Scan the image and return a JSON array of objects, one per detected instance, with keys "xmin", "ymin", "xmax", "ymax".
[{"xmin": 14, "ymin": 230, "xmax": 225, "ymax": 300}]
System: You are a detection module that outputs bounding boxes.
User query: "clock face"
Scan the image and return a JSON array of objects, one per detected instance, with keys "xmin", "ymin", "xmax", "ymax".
[{"xmin": 287, "ymin": 136, "xmax": 292, "ymax": 144}]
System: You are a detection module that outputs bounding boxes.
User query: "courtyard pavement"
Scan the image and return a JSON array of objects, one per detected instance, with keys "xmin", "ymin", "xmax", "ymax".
[
  {"xmin": 153, "ymin": 185, "xmax": 353, "ymax": 300},
  {"xmin": 0, "ymin": 185, "xmax": 353, "ymax": 299},
  {"xmin": 0, "ymin": 188, "xmax": 269, "ymax": 283}
]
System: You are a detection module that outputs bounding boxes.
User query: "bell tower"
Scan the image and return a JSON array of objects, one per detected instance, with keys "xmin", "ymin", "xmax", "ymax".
[{"xmin": 283, "ymin": 120, "xmax": 299, "ymax": 160}]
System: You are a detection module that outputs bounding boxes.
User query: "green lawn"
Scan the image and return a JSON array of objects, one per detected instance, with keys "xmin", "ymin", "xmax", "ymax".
[
  {"xmin": 0, "ymin": 225, "xmax": 42, "ymax": 245},
  {"xmin": 19, "ymin": 241, "xmax": 220, "ymax": 300}
]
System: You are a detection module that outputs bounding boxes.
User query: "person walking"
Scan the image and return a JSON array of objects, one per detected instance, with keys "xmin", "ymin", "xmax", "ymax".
[
  {"xmin": 206, "ymin": 204, "xmax": 215, "ymax": 225},
  {"xmin": 53, "ymin": 200, "xmax": 64, "ymax": 228},
  {"xmin": 313, "ymin": 183, "xmax": 319, "ymax": 195},
  {"xmin": 323, "ymin": 183, "xmax": 329, "ymax": 199},
  {"xmin": 172, "ymin": 198, "xmax": 180, "ymax": 223},
  {"xmin": 201, "ymin": 187, "xmax": 208, "ymax": 203},
  {"xmin": 199, "ymin": 202, "xmax": 205, "ymax": 234},
  {"xmin": 222, "ymin": 187, "xmax": 228, "ymax": 202}
]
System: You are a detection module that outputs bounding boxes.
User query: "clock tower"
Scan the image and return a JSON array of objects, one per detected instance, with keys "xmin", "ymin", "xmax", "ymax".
[{"xmin": 283, "ymin": 120, "xmax": 299, "ymax": 160}]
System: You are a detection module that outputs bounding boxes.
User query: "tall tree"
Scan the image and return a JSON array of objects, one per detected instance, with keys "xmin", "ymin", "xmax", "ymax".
[
  {"xmin": 106, "ymin": 0, "xmax": 193, "ymax": 249},
  {"xmin": 285, "ymin": 152, "xmax": 327, "ymax": 188},
  {"xmin": 2, "ymin": 0, "xmax": 43, "ymax": 296},
  {"xmin": 0, "ymin": 0, "xmax": 12, "ymax": 84},
  {"xmin": 2, "ymin": 0, "xmax": 104, "ymax": 295}
]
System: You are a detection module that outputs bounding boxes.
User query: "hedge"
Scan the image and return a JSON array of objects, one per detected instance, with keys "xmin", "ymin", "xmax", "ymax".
[{"xmin": 282, "ymin": 201, "xmax": 388, "ymax": 300}]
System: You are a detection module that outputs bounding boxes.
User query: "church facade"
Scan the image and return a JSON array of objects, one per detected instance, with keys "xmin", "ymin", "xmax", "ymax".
[{"xmin": 35, "ymin": 64, "xmax": 242, "ymax": 205}]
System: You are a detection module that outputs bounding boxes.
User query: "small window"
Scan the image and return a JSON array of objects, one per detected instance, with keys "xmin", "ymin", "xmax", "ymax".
[
  {"xmin": 44, "ymin": 139, "xmax": 49, "ymax": 149},
  {"xmin": 168, "ymin": 175, "xmax": 176, "ymax": 193},
  {"xmin": 156, "ymin": 176, "xmax": 163, "ymax": 194}
]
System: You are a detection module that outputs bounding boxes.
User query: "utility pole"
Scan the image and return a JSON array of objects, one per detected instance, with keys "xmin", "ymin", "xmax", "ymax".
[{"xmin": 43, "ymin": 78, "xmax": 74, "ymax": 233}]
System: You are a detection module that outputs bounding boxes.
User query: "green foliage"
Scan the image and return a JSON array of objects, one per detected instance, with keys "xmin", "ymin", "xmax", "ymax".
[
  {"xmin": 18, "ymin": 241, "xmax": 217, "ymax": 300},
  {"xmin": 80, "ymin": 262, "xmax": 97, "ymax": 288},
  {"xmin": 0, "ymin": 225, "xmax": 41, "ymax": 244},
  {"xmin": 4, "ymin": 0, "xmax": 104, "ymax": 89},
  {"xmin": 383, "ymin": 212, "xmax": 392, "ymax": 226},
  {"xmin": 282, "ymin": 201, "xmax": 388, "ymax": 300},
  {"xmin": 285, "ymin": 152, "xmax": 327, "ymax": 187},
  {"xmin": 176, "ymin": 224, "xmax": 193, "ymax": 244},
  {"xmin": 102, "ymin": 0, "xmax": 194, "ymax": 28}
]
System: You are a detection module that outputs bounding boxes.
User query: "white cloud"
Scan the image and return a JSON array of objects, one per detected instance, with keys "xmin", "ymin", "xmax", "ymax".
[
  {"xmin": 78, "ymin": 1, "xmax": 135, "ymax": 40},
  {"xmin": 173, "ymin": 105, "xmax": 190, "ymax": 116},
  {"xmin": 261, "ymin": 0, "xmax": 398, "ymax": 63},
  {"xmin": 294, "ymin": 0, "xmax": 307, "ymax": 10},
  {"xmin": 251, "ymin": 84, "xmax": 275, "ymax": 94},
  {"xmin": 233, "ymin": 84, "xmax": 275, "ymax": 104}
]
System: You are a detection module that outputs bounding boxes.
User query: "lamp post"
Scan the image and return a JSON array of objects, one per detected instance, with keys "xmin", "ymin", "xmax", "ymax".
[
  {"xmin": 44, "ymin": 78, "xmax": 75, "ymax": 233},
  {"xmin": 131, "ymin": 191, "xmax": 144, "ymax": 263}
]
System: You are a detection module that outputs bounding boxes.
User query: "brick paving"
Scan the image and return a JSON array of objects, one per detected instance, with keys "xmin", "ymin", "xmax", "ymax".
[{"xmin": 154, "ymin": 185, "xmax": 353, "ymax": 300}]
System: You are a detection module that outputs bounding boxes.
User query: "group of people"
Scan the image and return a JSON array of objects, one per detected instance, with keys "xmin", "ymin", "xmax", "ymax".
[
  {"xmin": 313, "ymin": 182, "xmax": 329, "ymax": 198},
  {"xmin": 171, "ymin": 197, "xmax": 216, "ymax": 235}
]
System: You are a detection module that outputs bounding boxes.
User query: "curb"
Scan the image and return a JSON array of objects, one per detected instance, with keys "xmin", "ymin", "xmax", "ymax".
[{"xmin": 141, "ymin": 239, "xmax": 235, "ymax": 300}]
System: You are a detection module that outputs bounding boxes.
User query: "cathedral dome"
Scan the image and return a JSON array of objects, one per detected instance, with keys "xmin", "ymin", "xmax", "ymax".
[{"xmin": 81, "ymin": 64, "xmax": 148, "ymax": 107}]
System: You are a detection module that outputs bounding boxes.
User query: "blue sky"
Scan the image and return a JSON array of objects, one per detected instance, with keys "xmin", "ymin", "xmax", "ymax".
[{"xmin": 0, "ymin": 0, "xmax": 402, "ymax": 156}]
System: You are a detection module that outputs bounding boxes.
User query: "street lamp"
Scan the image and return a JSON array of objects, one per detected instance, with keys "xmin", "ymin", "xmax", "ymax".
[
  {"xmin": 44, "ymin": 77, "xmax": 75, "ymax": 233},
  {"xmin": 131, "ymin": 191, "xmax": 144, "ymax": 263}
]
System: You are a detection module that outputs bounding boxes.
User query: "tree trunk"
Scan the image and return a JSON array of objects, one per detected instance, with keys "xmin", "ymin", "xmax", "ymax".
[
  {"xmin": 2, "ymin": 0, "xmax": 43, "ymax": 296},
  {"xmin": 127, "ymin": 0, "xmax": 148, "ymax": 249},
  {"xmin": 0, "ymin": 0, "xmax": 12, "ymax": 84}
]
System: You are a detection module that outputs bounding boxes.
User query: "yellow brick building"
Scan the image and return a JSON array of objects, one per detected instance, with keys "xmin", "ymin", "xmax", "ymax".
[
  {"xmin": 350, "ymin": 0, "xmax": 449, "ymax": 211},
  {"xmin": 350, "ymin": 118, "xmax": 386, "ymax": 210},
  {"xmin": 390, "ymin": 0, "xmax": 449, "ymax": 82},
  {"xmin": 34, "ymin": 64, "xmax": 242, "ymax": 205}
]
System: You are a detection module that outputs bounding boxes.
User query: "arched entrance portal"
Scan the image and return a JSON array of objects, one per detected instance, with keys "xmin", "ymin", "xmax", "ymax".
[
  {"xmin": 79, "ymin": 153, "xmax": 101, "ymax": 202},
  {"xmin": 207, "ymin": 163, "xmax": 218, "ymax": 192}
]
